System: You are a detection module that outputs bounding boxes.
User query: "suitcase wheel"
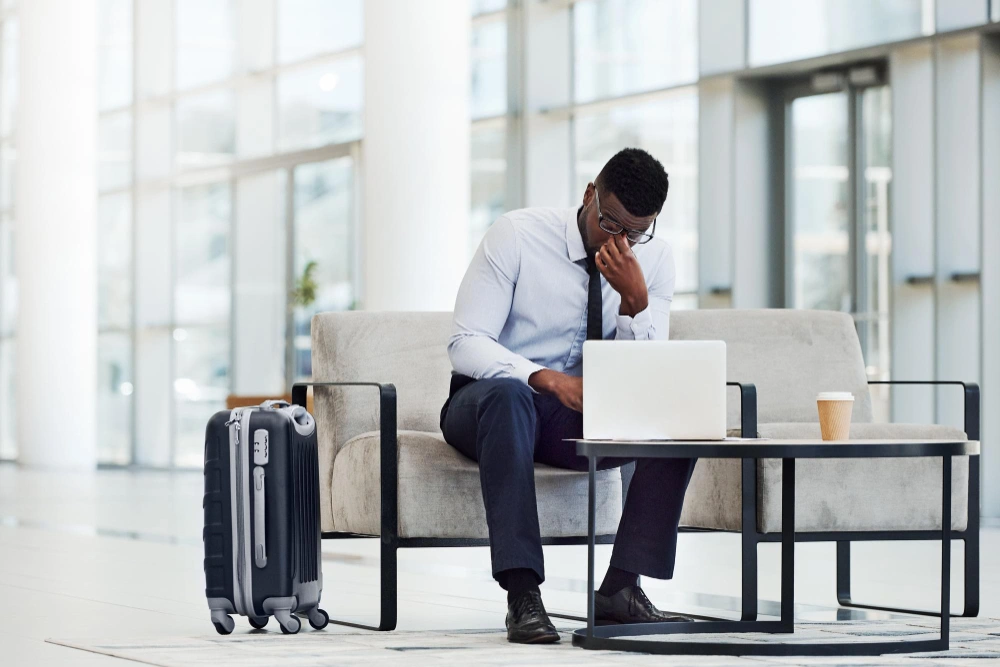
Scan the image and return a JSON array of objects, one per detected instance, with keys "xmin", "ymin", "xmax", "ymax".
[
  {"xmin": 212, "ymin": 615, "xmax": 235, "ymax": 635},
  {"xmin": 307, "ymin": 608, "xmax": 329, "ymax": 631},
  {"xmin": 277, "ymin": 612, "xmax": 301, "ymax": 635},
  {"xmin": 249, "ymin": 616, "xmax": 269, "ymax": 630}
]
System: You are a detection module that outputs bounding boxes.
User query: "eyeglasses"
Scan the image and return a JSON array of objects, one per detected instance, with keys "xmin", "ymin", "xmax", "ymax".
[{"xmin": 593, "ymin": 185, "xmax": 656, "ymax": 245}]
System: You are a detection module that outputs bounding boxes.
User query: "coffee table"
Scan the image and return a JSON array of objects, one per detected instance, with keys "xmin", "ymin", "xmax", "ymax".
[{"xmin": 568, "ymin": 438, "xmax": 979, "ymax": 657}]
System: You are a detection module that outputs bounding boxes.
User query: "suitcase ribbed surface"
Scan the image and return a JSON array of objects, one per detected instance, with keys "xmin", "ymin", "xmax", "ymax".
[
  {"xmin": 292, "ymin": 438, "xmax": 320, "ymax": 583},
  {"xmin": 203, "ymin": 414, "xmax": 232, "ymax": 599}
]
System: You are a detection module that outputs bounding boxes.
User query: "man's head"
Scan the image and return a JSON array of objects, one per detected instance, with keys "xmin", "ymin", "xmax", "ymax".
[{"xmin": 578, "ymin": 148, "xmax": 669, "ymax": 256}]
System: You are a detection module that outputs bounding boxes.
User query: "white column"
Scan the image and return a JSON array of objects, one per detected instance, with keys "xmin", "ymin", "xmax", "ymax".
[
  {"xmin": 934, "ymin": 36, "xmax": 981, "ymax": 428},
  {"xmin": 697, "ymin": 77, "xmax": 734, "ymax": 308},
  {"xmin": 362, "ymin": 0, "xmax": 469, "ymax": 311},
  {"xmin": 522, "ymin": 0, "xmax": 572, "ymax": 208},
  {"xmin": 16, "ymin": 0, "xmax": 98, "ymax": 468},
  {"xmin": 731, "ymin": 81, "xmax": 779, "ymax": 308},
  {"xmin": 890, "ymin": 43, "xmax": 936, "ymax": 424},
  {"xmin": 982, "ymin": 36, "xmax": 1000, "ymax": 517}
]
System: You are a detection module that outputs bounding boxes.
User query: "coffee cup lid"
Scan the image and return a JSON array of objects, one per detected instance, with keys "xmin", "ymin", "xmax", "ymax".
[{"xmin": 817, "ymin": 392, "xmax": 854, "ymax": 401}]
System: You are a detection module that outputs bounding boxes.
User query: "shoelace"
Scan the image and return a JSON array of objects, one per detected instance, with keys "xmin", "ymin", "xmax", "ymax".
[
  {"xmin": 515, "ymin": 591, "xmax": 546, "ymax": 620},
  {"xmin": 629, "ymin": 586, "xmax": 656, "ymax": 615}
]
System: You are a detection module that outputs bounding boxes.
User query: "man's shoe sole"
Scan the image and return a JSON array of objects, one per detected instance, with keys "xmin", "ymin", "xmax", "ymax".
[{"xmin": 507, "ymin": 630, "xmax": 561, "ymax": 644}]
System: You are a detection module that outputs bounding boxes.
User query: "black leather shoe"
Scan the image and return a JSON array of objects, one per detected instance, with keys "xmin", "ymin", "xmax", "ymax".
[
  {"xmin": 505, "ymin": 591, "xmax": 560, "ymax": 644},
  {"xmin": 594, "ymin": 585, "xmax": 693, "ymax": 625}
]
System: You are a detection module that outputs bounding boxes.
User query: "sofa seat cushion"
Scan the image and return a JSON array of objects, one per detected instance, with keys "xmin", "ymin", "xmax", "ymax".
[
  {"xmin": 329, "ymin": 430, "xmax": 623, "ymax": 539},
  {"xmin": 680, "ymin": 422, "xmax": 970, "ymax": 534}
]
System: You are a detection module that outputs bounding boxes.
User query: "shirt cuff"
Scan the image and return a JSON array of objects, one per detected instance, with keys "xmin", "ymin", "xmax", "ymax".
[
  {"xmin": 616, "ymin": 306, "xmax": 654, "ymax": 340},
  {"xmin": 510, "ymin": 358, "xmax": 547, "ymax": 393}
]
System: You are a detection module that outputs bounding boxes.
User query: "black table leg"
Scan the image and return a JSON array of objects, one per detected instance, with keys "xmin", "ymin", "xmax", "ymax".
[
  {"xmin": 587, "ymin": 454, "xmax": 596, "ymax": 638},
  {"xmin": 941, "ymin": 455, "xmax": 952, "ymax": 646},
  {"xmin": 781, "ymin": 458, "xmax": 795, "ymax": 633}
]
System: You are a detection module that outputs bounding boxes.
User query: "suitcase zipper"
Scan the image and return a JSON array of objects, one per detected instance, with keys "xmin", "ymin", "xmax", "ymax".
[
  {"xmin": 234, "ymin": 417, "xmax": 246, "ymax": 615},
  {"xmin": 226, "ymin": 410, "xmax": 255, "ymax": 617}
]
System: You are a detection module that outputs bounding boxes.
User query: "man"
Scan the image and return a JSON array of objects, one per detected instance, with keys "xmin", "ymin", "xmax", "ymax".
[{"xmin": 440, "ymin": 148, "xmax": 695, "ymax": 644}]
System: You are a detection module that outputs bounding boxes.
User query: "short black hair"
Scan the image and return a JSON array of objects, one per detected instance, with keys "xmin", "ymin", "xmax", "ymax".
[{"xmin": 594, "ymin": 148, "xmax": 669, "ymax": 218}]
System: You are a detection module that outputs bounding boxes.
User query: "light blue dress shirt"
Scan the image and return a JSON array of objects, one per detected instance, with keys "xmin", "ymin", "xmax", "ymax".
[{"xmin": 448, "ymin": 206, "xmax": 676, "ymax": 390}]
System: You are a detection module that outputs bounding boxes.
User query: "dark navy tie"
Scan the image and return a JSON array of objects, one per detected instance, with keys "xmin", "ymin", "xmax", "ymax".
[{"xmin": 585, "ymin": 257, "xmax": 603, "ymax": 340}]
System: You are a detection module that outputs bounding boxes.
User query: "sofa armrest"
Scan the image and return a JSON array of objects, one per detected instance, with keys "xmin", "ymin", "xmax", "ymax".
[
  {"xmin": 293, "ymin": 382, "xmax": 398, "ymax": 539},
  {"xmin": 868, "ymin": 381, "xmax": 980, "ymax": 441},
  {"xmin": 727, "ymin": 382, "xmax": 757, "ymax": 438}
]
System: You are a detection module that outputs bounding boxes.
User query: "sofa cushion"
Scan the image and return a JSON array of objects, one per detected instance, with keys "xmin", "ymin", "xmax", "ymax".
[
  {"xmin": 330, "ymin": 430, "xmax": 623, "ymax": 539},
  {"xmin": 680, "ymin": 422, "xmax": 970, "ymax": 533},
  {"xmin": 311, "ymin": 311, "xmax": 455, "ymax": 530},
  {"xmin": 670, "ymin": 310, "xmax": 874, "ymax": 429}
]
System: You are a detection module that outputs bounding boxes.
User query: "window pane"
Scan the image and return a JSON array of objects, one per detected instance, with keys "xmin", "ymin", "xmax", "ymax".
[
  {"xmin": 471, "ymin": 17, "xmax": 506, "ymax": 119},
  {"xmin": 137, "ymin": 0, "xmax": 173, "ymax": 100},
  {"xmin": 471, "ymin": 0, "xmax": 507, "ymax": 14},
  {"xmin": 98, "ymin": 193, "xmax": 132, "ymax": 329},
  {"xmin": 99, "ymin": 0, "xmax": 133, "ymax": 110},
  {"xmin": 278, "ymin": 0, "xmax": 363, "ymax": 64},
  {"xmin": 0, "ymin": 338, "xmax": 14, "ymax": 460},
  {"xmin": 99, "ymin": 112, "xmax": 132, "ymax": 191},
  {"xmin": 233, "ymin": 170, "xmax": 286, "ymax": 395},
  {"xmin": 574, "ymin": 91, "xmax": 699, "ymax": 293},
  {"xmin": 174, "ymin": 326, "xmax": 229, "ymax": 468},
  {"xmin": 176, "ymin": 183, "xmax": 231, "ymax": 325},
  {"xmin": 278, "ymin": 57, "xmax": 363, "ymax": 151},
  {"xmin": 749, "ymin": 0, "xmax": 925, "ymax": 67},
  {"xmin": 790, "ymin": 92, "xmax": 850, "ymax": 311},
  {"xmin": 2, "ymin": 18, "xmax": 18, "ymax": 139},
  {"xmin": 292, "ymin": 158, "xmax": 355, "ymax": 380},
  {"xmin": 98, "ymin": 333, "xmax": 132, "ymax": 464},
  {"xmin": 1, "ymin": 143, "xmax": 15, "ymax": 212},
  {"xmin": 862, "ymin": 85, "xmax": 893, "ymax": 423},
  {"xmin": 0, "ymin": 216, "xmax": 15, "ymax": 336},
  {"xmin": 573, "ymin": 0, "xmax": 697, "ymax": 104},
  {"xmin": 470, "ymin": 123, "xmax": 506, "ymax": 256},
  {"xmin": 176, "ymin": 0, "xmax": 235, "ymax": 90},
  {"xmin": 176, "ymin": 90, "xmax": 236, "ymax": 169},
  {"xmin": 134, "ymin": 327, "xmax": 170, "ymax": 466}
]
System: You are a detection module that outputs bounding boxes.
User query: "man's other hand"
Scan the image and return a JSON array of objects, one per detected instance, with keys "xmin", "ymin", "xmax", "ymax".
[{"xmin": 529, "ymin": 369, "xmax": 583, "ymax": 413}]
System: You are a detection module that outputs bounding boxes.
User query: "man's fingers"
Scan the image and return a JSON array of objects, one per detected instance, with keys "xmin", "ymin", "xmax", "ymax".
[
  {"xmin": 605, "ymin": 237, "xmax": 622, "ymax": 260},
  {"xmin": 614, "ymin": 233, "xmax": 637, "ymax": 259}
]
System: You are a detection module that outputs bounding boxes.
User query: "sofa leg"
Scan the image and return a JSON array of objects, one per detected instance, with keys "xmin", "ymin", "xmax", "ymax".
[
  {"xmin": 740, "ymin": 457, "xmax": 758, "ymax": 622},
  {"xmin": 963, "ymin": 536, "xmax": 979, "ymax": 617},
  {"xmin": 327, "ymin": 538, "xmax": 398, "ymax": 631},
  {"xmin": 741, "ymin": 530, "xmax": 758, "ymax": 621},
  {"xmin": 836, "ymin": 538, "xmax": 978, "ymax": 618}
]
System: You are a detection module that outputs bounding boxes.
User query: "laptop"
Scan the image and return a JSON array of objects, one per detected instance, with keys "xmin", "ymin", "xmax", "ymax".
[{"xmin": 582, "ymin": 340, "xmax": 727, "ymax": 441}]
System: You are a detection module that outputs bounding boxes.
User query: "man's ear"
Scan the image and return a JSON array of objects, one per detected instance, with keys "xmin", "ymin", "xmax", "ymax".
[{"xmin": 582, "ymin": 182, "xmax": 594, "ymax": 207}]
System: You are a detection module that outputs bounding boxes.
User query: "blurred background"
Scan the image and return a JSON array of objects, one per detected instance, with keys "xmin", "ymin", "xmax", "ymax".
[{"xmin": 0, "ymin": 0, "xmax": 998, "ymax": 518}]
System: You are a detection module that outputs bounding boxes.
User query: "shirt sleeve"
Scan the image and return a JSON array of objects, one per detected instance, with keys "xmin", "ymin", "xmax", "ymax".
[
  {"xmin": 615, "ymin": 242, "xmax": 675, "ymax": 341},
  {"xmin": 448, "ymin": 216, "xmax": 547, "ymax": 390}
]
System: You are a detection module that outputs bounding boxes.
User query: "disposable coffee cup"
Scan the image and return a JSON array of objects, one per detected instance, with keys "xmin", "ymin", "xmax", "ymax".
[{"xmin": 816, "ymin": 392, "xmax": 854, "ymax": 441}]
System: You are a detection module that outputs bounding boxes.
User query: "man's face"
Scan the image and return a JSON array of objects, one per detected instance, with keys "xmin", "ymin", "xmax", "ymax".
[{"xmin": 579, "ymin": 182, "xmax": 657, "ymax": 256}]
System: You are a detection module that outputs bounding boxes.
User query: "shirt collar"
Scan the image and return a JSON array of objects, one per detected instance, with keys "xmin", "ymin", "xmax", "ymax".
[{"xmin": 565, "ymin": 207, "xmax": 588, "ymax": 263}]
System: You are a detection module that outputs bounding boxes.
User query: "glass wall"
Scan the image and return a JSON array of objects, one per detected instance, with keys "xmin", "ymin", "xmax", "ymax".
[
  {"xmin": 470, "ymin": 1, "xmax": 508, "ymax": 256},
  {"xmin": 0, "ymin": 10, "xmax": 16, "ymax": 460},
  {"xmin": 571, "ymin": 0, "xmax": 699, "ymax": 309},
  {"xmin": 749, "ymin": 0, "xmax": 927, "ymax": 67},
  {"xmin": 89, "ymin": 0, "xmax": 364, "ymax": 467}
]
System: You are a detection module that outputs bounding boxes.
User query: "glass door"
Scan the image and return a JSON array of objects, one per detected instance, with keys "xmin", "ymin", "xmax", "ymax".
[{"xmin": 786, "ymin": 75, "xmax": 892, "ymax": 419}]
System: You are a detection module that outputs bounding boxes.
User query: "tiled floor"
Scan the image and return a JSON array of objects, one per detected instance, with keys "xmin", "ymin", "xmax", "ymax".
[{"xmin": 1, "ymin": 464, "xmax": 998, "ymax": 665}]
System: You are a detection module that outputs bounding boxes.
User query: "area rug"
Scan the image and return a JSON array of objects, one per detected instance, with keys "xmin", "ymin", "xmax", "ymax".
[{"xmin": 48, "ymin": 617, "xmax": 1000, "ymax": 666}]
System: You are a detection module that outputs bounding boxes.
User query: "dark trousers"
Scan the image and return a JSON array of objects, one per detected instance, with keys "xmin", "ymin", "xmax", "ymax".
[{"xmin": 439, "ymin": 375, "xmax": 697, "ymax": 585}]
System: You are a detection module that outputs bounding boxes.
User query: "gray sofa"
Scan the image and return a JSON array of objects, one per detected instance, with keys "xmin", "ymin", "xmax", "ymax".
[{"xmin": 296, "ymin": 308, "xmax": 979, "ymax": 630}]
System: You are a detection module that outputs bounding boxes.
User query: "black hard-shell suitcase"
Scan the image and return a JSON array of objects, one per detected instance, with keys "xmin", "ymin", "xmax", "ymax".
[{"xmin": 203, "ymin": 400, "xmax": 327, "ymax": 634}]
